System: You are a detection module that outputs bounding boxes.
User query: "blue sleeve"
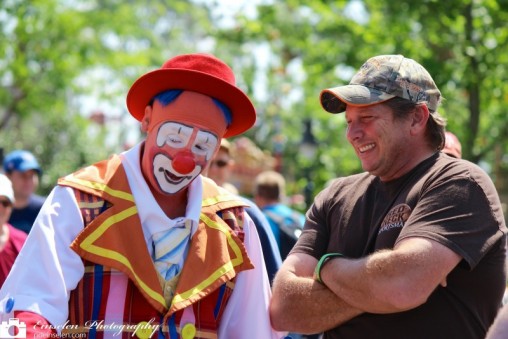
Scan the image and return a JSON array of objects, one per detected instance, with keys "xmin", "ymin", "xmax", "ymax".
[{"xmin": 241, "ymin": 198, "xmax": 282, "ymax": 284}]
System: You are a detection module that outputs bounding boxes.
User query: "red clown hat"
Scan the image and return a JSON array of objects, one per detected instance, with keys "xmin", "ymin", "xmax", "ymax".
[{"xmin": 126, "ymin": 53, "xmax": 256, "ymax": 138}]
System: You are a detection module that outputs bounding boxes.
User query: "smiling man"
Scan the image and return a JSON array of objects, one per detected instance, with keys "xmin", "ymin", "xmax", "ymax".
[
  {"xmin": 269, "ymin": 55, "xmax": 506, "ymax": 339},
  {"xmin": 0, "ymin": 53, "xmax": 283, "ymax": 339}
]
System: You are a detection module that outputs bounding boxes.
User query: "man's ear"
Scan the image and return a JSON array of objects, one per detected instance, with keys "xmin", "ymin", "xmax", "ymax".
[
  {"xmin": 141, "ymin": 105, "xmax": 153, "ymax": 133},
  {"xmin": 410, "ymin": 104, "xmax": 430, "ymax": 135}
]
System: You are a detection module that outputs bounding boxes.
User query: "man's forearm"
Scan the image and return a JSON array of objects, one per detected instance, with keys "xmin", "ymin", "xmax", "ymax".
[
  {"xmin": 270, "ymin": 269, "xmax": 363, "ymax": 334},
  {"xmin": 320, "ymin": 239, "xmax": 461, "ymax": 313},
  {"xmin": 320, "ymin": 250, "xmax": 423, "ymax": 313}
]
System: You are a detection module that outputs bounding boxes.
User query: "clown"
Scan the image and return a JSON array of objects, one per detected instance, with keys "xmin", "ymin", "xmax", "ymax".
[
  {"xmin": 142, "ymin": 90, "xmax": 227, "ymax": 195},
  {"xmin": 0, "ymin": 53, "xmax": 284, "ymax": 339}
]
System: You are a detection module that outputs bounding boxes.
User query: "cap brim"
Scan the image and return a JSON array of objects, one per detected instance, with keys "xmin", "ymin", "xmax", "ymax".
[
  {"xmin": 17, "ymin": 164, "xmax": 41, "ymax": 175},
  {"xmin": 126, "ymin": 69, "xmax": 256, "ymax": 138},
  {"xmin": 320, "ymin": 85, "xmax": 395, "ymax": 114}
]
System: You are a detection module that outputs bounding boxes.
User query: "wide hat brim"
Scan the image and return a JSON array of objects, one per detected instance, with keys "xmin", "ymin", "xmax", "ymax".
[
  {"xmin": 126, "ymin": 68, "xmax": 256, "ymax": 138},
  {"xmin": 320, "ymin": 85, "xmax": 395, "ymax": 114}
]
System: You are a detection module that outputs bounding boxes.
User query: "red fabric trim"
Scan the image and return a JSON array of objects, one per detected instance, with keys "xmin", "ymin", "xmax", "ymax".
[{"xmin": 14, "ymin": 311, "xmax": 56, "ymax": 336}]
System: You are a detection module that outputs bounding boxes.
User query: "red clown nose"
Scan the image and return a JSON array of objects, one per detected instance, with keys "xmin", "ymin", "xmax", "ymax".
[{"xmin": 172, "ymin": 153, "xmax": 196, "ymax": 174}]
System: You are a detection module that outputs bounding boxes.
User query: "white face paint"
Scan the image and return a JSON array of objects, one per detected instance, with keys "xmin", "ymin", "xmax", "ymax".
[
  {"xmin": 156, "ymin": 122, "xmax": 218, "ymax": 160},
  {"xmin": 152, "ymin": 122, "xmax": 219, "ymax": 194},
  {"xmin": 152, "ymin": 153, "xmax": 201, "ymax": 194}
]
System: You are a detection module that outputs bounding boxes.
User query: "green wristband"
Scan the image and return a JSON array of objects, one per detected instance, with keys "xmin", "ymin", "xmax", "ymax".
[{"xmin": 314, "ymin": 253, "xmax": 345, "ymax": 284}]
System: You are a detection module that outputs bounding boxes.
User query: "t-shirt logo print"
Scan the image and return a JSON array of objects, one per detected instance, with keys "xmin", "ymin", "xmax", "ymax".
[{"xmin": 378, "ymin": 204, "xmax": 411, "ymax": 234}]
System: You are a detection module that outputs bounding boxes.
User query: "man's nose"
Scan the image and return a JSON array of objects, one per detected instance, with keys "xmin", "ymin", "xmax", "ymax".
[{"xmin": 346, "ymin": 121, "xmax": 363, "ymax": 142}]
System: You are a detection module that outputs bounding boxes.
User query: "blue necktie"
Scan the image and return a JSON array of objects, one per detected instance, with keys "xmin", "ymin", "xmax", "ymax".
[{"xmin": 152, "ymin": 220, "xmax": 192, "ymax": 281}]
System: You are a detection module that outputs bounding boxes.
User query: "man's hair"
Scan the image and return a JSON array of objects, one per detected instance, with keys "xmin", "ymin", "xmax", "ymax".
[
  {"xmin": 384, "ymin": 97, "xmax": 446, "ymax": 151},
  {"xmin": 254, "ymin": 170, "xmax": 286, "ymax": 202}
]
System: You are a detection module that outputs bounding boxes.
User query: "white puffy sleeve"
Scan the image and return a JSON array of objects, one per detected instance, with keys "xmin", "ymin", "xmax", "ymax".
[
  {"xmin": 0, "ymin": 186, "xmax": 85, "ymax": 327},
  {"xmin": 218, "ymin": 211, "xmax": 286, "ymax": 339}
]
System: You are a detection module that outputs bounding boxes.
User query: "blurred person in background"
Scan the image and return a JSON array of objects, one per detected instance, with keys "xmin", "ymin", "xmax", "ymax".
[
  {"xmin": 3, "ymin": 150, "xmax": 45, "ymax": 234},
  {"xmin": 254, "ymin": 170, "xmax": 305, "ymax": 260},
  {"xmin": 254, "ymin": 170, "xmax": 319, "ymax": 339},
  {"xmin": 205, "ymin": 139, "xmax": 282, "ymax": 284},
  {"xmin": 207, "ymin": 139, "xmax": 239, "ymax": 194},
  {"xmin": 0, "ymin": 174, "xmax": 27, "ymax": 288},
  {"xmin": 442, "ymin": 130, "xmax": 462, "ymax": 158}
]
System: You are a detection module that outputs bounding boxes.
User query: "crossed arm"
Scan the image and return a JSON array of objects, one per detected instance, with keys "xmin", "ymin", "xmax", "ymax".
[
  {"xmin": 269, "ymin": 253, "xmax": 363, "ymax": 334},
  {"xmin": 269, "ymin": 237, "xmax": 461, "ymax": 333}
]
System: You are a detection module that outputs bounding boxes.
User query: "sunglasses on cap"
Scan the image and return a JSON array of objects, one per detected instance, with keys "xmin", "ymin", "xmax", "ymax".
[
  {"xmin": 0, "ymin": 200, "xmax": 12, "ymax": 208},
  {"xmin": 212, "ymin": 160, "xmax": 228, "ymax": 168}
]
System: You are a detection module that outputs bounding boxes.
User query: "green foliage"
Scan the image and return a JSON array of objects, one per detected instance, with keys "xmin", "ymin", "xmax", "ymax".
[
  {"xmin": 214, "ymin": 0, "xmax": 508, "ymax": 203},
  {"xmin": 0, "ymin": 112, "xmax": 114, "ymax": 195},
  {"xmin": 0, "ymin": 0, "xmax": 213, "ymax": 194}
]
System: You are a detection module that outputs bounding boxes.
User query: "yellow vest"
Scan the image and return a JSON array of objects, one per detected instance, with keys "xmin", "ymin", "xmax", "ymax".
[{"xmin": 58, "ymin": 154, "xmax": 254, "ymax": 335}]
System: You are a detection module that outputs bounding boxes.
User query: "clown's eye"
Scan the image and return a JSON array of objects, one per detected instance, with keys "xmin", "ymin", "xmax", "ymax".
[
  {"xmin": 157, "ymin": 122, "xmax": 193, "ymax": 148},
  {"xmin": 192, "ymin": 143, "xmax": 210, "ymax": 154},
  {"xmin": 168, "ymin": 136, "xmax": 182, "ymax": 144}
]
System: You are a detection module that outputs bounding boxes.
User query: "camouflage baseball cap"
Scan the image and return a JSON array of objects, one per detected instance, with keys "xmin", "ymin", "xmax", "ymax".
[{"xmin": 320, "ymin": 54, "xmax": 441, "ymax": 114}]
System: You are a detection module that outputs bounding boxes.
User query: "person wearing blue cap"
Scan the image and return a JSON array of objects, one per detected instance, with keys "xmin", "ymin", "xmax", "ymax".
[{"xmin": 2, "ymin": 150, "xmax": 46, "ymax": 234}]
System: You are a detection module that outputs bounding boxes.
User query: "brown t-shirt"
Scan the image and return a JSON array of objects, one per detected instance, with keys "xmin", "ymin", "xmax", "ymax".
[{"xmin": 293, "ymin": 153, "xmax": 507, "ymax": 339}]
